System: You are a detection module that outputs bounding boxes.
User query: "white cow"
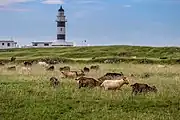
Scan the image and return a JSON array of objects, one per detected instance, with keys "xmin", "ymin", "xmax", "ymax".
[
  {"xmin": 38, "ymin": 61, "xmax": 49, "ymax": 67},
  {"xmin": 100, "ymin": 77, "xmax": 130, "ymax": 90}
]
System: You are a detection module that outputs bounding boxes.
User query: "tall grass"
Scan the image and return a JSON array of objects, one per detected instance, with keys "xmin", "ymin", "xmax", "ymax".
[{"xmin": 0, "ymin": 63, "xmax": 180, "ymax": 120}]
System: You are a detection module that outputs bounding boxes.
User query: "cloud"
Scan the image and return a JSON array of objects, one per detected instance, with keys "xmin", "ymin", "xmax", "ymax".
[
  {"xmin": 0, "ymin": 0, "xmax": 34, "ymax": 6},
  {"xmin": 75, "ymin": 0, "xmax": 101, "ymax": 4},
  {"xmin": 0, "ymin": 6, "xmax": 30, "ymax": 12},
  {"xmin": 42, "ymin": 0, "xmax": 64, "ymax": 4},
  {"xmin": 122, "ymin": 4, "xmax": 132, "ymax": 8}
]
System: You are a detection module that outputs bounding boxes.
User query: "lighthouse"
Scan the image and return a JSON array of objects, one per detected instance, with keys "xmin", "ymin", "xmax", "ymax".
[
  {"xmin": 32, "ymin": 6, "xmax": 73, "ymax": 47},
  {"xmin": 56, "ymin": 6, "xmax": 66, "ymax": 41}
]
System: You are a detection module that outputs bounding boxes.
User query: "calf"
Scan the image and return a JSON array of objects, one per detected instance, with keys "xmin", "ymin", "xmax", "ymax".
[
  {"xmin": 100, "ymin": 76, "xmax": 129, "ymax": 90},
  {"xmin": 130, "ymin": 83, "xmax": 158, "ymax": 95},
  {"xmin": 49, "ymin": 77, "xmax": 60, "ymax": 88},
  {"xmin": 76, "ymin": 76, "xmax": 101, "ymax": 89},
  {"xmin": 46, "ymin": 65, "xmax": 55, "ymax": 71}
]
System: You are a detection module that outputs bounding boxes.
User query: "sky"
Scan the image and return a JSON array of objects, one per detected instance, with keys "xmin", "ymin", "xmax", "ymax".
[{"xmin": 0, "ymin": 0, "xmax": 180, "ymax": 47}]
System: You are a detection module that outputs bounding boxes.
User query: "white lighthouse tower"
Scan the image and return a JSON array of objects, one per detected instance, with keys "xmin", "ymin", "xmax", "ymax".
[{"xmin": 51, "ymin": 6, "xmax": 73, "ymax": 47}]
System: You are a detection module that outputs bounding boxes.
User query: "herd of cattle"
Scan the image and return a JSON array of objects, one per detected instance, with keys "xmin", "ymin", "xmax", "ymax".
[{"xmin": 0, "ymin": 58, "xmax": 158, "ymax": 96}]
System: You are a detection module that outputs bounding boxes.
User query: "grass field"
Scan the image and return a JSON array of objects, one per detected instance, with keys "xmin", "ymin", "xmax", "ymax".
[
  {"xmin": 0, "ymin": 63, "xmax": 180, "ymax": 120},
  {"xmin": 0, "ymin": 45, "xmax": 180, "ymax": 60}
]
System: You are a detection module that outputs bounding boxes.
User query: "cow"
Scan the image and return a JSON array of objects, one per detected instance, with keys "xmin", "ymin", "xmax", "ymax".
[
  {"xmin": 7, "ymin": 66, "xmax": 16, "ymax": 70},
  {"xmin": 83, "ymin": 67, "xmax": 90, "ymax": 73},
  {"xmin": 19, "ymin": 66, "xmax": 32, "ymax": 74},
  {"xmin": 0, "ymin": 62, "xmax": 5, "ymax": 66},
  {"xmin": 61, "ymin": 71, "xmax": 78, "ymax": 78},
  {"xmin": 59, "ymin": 66, "xmax": 70, "ymax": 72},
  {"xmin": 75, "ymin": 76, "xmax": 101, "ymax": 89},
  {"xmin": 100, "ymin": 76, "xmax": 129, "ymax": 90},
  {"xmin": 90, "ymin": 65, "xmax": 100, "ymax": 70},
  {"xmin": 38, "ymin": 61, "xmax": 49, "ymax": 67},
  {"xmin": 98, "ymin": 72, "xmax": 124, "ymax": 84},
  {"xmin": 46, "ymin": 65, "xmax": 55, "ymax": 71},
  {"xmin": 24, "ymin": 61, "xmax": 32, "ymax": 67},
  {"xmin": 10, "ymin": 57, "xmax": 16, "ymax": 62},
  {"xmin": 49, "ymin": 77, "xmax": 60, "ymax": 88},
  {"xmin": 130, "ymin": 83, "xmax": 158, "ymax": 95}
]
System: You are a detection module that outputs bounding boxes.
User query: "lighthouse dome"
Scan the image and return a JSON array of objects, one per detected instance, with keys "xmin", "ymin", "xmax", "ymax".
[{"xmin": 58, "ymin": 6, "xmax": 64, "ymax": 12}]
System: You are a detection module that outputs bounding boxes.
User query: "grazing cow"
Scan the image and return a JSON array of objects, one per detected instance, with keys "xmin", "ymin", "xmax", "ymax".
[
  {"xmin": 100, "ymin": 76, "xmax": 129, "ymax": 90},
  {"xmin": 90, "ymin": 65, "xmax": 99, "ymax": 70},
  {"xmin": 75, "ymin": 76, "xmax": 101, "ymax": 89},
  {"xmin": 59, "ymin": 66, "xmax": 70, "ymax": 72},
  {"xmin": 38, "ymin": 61, "xmax": 49, "ymax": 67},
  {"xmin": 7, "ymin": 66, "xmax": 16, "ymax": 70},
  {"xmin": 130, "ymin": 83, "xmax": 158, "ymax": 95},
  {"xmin": 83, "ymin": 67, "xmax": 90, "ymax": 73},
  {"xmin": 98, "ymin": 72, "xmax": 124, "ymax": 83},
  {"xmin": 24, "ymin": 61, "xmax": 32, "ymax": 67},
  {"xmin": 49, "ymin": 77, "xmax": 60, "ymax": 88},
  {"xmin": 46, "ymin": 65, "xmax": 55, "ymax": 71},
  {"xmin": 10, "ymin": 57, "xmax": 16, "ymax": 62}
]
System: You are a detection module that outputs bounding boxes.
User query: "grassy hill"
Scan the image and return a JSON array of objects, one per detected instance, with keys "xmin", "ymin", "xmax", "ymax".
[{"xmin": 1, "ymin": 45, "xmax": 180, "ymax": 64}]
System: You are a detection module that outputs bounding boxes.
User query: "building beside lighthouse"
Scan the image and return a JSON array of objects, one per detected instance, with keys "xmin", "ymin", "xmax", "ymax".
[{"xmin": 32, "ymin": 6, "xmax": 74, "ymax": 47}]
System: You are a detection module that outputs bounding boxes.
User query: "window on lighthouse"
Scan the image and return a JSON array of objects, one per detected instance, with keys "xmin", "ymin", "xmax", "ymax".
[{"xmin": 60, "ymin": 28, "xmax": 63, "ymax": 31}]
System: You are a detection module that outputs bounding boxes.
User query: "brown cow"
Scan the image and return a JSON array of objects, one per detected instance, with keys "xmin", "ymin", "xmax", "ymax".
[
  {"xmin": 75, "ymin": 76, "xmax": 101, "ymax": 89},
  {"xmin": 98, "ymin": 72, "xmax": 124, "ymax": 83},
  {"xmin": 130, "ymin": 83, "xmax": 158, "ymax": 95}
]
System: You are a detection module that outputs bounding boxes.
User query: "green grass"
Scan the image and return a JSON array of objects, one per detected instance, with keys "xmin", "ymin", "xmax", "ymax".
[
  {"xmin": 1, "ymin": 45, "xmax": 180, "ymax": 59},
  {"xmin": 1, "ymin": 45, "xmax": 180, "ymax": 64},
  {"xmin": 0, "ymin": 63, "xmax": 180, "ymax": 120}
]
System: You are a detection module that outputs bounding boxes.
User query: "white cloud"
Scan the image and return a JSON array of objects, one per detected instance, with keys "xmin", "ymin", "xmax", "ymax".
[
  {"xmin": 122, "ymin": 4, "xmax": 131, "ymax": 8},
  {"xmin": 0, "ymin": 6, "xmax": 30, "ymax": 12},
  {"xmin": 0, "ymin": 0, "xmax": 34, "ymax": 6},
  {"xmin": 42, "ymin": 0, "xmax": 64, "ymax": 4},
  {"xmin": 76, "ymin": 0, "xmax": 101, "ymax": 4}
]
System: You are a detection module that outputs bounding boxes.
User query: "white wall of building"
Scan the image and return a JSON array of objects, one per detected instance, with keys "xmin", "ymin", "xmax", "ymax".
[
  {"xmin": 32, "ymin": 42, "xmax": 52, "ymax": 47},
  {"xmin": 0, "ymin": 41, "xmax": 17, "ymax": 49}
]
